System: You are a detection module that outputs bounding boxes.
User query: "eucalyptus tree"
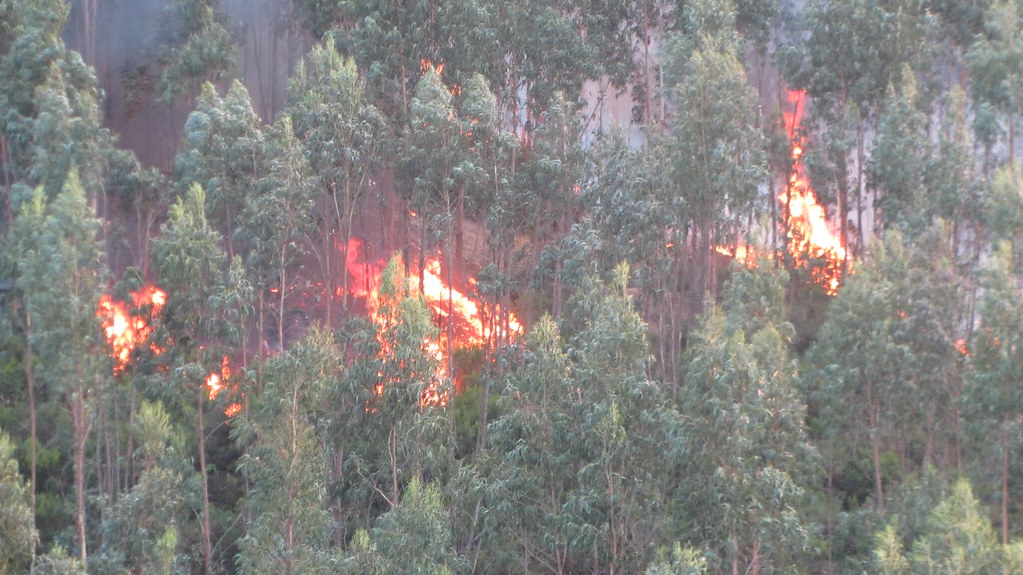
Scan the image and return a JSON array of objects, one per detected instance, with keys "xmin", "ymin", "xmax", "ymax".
[
  {"xmin": 872, "ymin": 479, "xmax": 1004, "ymax": 574},
  {"xmin": 0, "ymin": 0, "xmax": 71, "ymax": 208},
  {"xmin": 399, "ymin": 66, "xmax": 463, "ymax": 291},
  {"xmin": 486, "ymin": 316, "xmax": 577, "ymax": 573},
  {"xmin": 234, "ymin": 328, "xmax": 337, "ymax": 575},
  {"xmin": 967, "ymin": 242, "xmax": 1023, "ymax": 546},
  {"xmin": 328, "ymin": 257, "xmax": 449, "ymax": 534},
  {"xmin": 152, "ymin": 184, "xmax": 238, "ymax": 574},
  {"xmin": 90, "ymin": 401, "xmax": 188, "ymax": 575},
  {"xmin": 515, "ymin": 93, "xmax": 587, "ymax": 320},
  {"xmin": 15, "ymin": 174, "xmax": 107, "ymax": 564},
  {"xmin": 665, "ymin": 0, "xmax": 767, "ymax": 302},
  {"xmin": 923, "ymin": 86, "xmax": 985, "ymax": 255},
  {"xmin": 175, "ymin": 80, "xmax": 263, "ymax": 259},
  {"xmin": 284, "ymin": 39, "xmax": 386, "ymax": 321},
  {"xmin": 0, "ymin": 428, "xmax": 36, "ymax": 574},
  {"xmin": 398, "ymin": 66, "xmax": 466, "ymax": 384},
  {"xmin": 156, "ymin": 0, "xmax": 237, "ymax": 105},
  {"xmin": 580, "ymin": 132, "xmax": 684, "ymax": 389},
  {"xmin": 678, "ymin": 262, "xmax": 814, "ymax": 574},
  {"xmin": 340, "ymin": 479, "xmax": 462, "ymax": 575},
  {"xmin": 782, "ymin": 0, "xmax": 934, "ymax": 249},
  {"xmin": 240, "ymin": 113, "xmax": 319, "ymax": 351},
  {"xmin": 966, "ymin": 0, "xmax": 1023, "ymax": 174},
  {"xmin": 806, "ymin": 234, "xmax": 909, "ymax": 517},
  {"xmin": 868, "ymin": 71, "xmax": 928, "ymax": 234},
  {"xmin": 488, "ymin": 265, "xmax": 675, "ymax": 573}
]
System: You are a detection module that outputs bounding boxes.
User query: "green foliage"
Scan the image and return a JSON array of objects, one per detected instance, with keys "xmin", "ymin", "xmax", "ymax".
[
  {"xmin": 872, "ymin": 479, "xmax": 1002, "ymax": 574},
  {"xmin": 325, "ymin": 257, "xmax": 450, "ymax": 538},
  {"xmin": 90, "ymin": 401, "xmax": 188, "ymax": 575},
  {"xmin": 234, "ymin": 328, "xmax": 337, "ymax": 575},
  {"xmin": 0, "ymin": 428, "xmax": 36, "ymax": 574},
  {"xmin": 679, "ymin": 263, "xmax": 814, "ymax": 573},
  {"xmin": 645, "ymin": 542, "xmax": 709, "ymax": 575},
  {"xmin": 869, "ymin": 70, "xmax": 927, "ymax": 232},
  {"xmin": 966, "ymin": 0, "xmax": 1023, "ymax": 139},
  {"xmin": 31, "ymin": 546, "xmax": 85, "ymax": 575},
  {"xmin": 487, "ymin": 267, "xmax": 676, "ymax": 572},
  {"xmin": 340, "ymin": 478, "xmax": 461, "ymax": 574},
  {"xmin": 157, "ymin": 0, "xmax": 237, "ymax": 104},
  {"xmin": 174, "ymin": 80, "xmax": 262, "ymax": 255}
]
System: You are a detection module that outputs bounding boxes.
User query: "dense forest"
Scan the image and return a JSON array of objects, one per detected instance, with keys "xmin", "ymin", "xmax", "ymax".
[{"xmin": 1, "ymin": 0, "xmax": 1023, "ymax": 573}]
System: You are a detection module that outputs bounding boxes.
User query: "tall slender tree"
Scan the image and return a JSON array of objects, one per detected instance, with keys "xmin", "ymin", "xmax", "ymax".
[
  {"xmin": 151, "ymin": 184, "xmax": 227, "ymax": 574},
  {"xmin": 17, "ymin": 173, "xmax": 107, "ymax": 564}
]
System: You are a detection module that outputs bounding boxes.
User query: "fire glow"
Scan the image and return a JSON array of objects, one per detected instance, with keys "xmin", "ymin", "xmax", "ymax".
[
  {"xmin": 98, "ymin": 285, "xmax": 241, "ymax": 417},
  {"xmin": 718, "ymin": 90, "xmax": 848, "ymax": 294},
  {"xmin": 782, "ymin": 89, "xmax": 847, "ymax": 294},
  {"xmin": 206, "ymin": 356, "xmax": 241, "ymax": 418},
  {"xmin": 97, "ymin": 285, "xmax": 166, "ymax": 375},
  {"xmin": 343, "ymin": 238, "xmax": 523, "ymax": 407}
]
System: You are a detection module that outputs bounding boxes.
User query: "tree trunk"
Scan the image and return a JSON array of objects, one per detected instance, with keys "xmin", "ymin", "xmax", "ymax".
[
  {"xmin": 199, "ymin": 384, "xmax": 213, "ymax": 574},
  {"xmin": 72, "ymin": 390, "xmax": 89, "ymax": 564},
  {"xmin": 257, "ymin": 290, "xmax": 266, "ymax": 390},
  {"xmin": 871, "ymin": 400, "xmax": 885, "ymax": 515},
  {"xmin": 1003, "ymin": 421, "xmax": 1010, "ymax": 546},
  {"xmin": 389, "ymin": 426, "xmax": 399, "ymax": 509},
  {"xmin": 455, "ymin": 187, "xmax": 464, "ymax": 285},
  {"xmin": 278, "ymin": 245, "xmax": 287, "ymax": 350},
  {"xmin": 24, "ymin": 312, "xmax": 36, "ymax": 515}
]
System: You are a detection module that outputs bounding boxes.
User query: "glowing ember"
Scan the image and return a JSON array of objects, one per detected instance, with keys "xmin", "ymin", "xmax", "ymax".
[
  {"xmin": 782, "ymin": 90, "xmax": 847, "ymax": 294},
  {"xmin": 205, "ymin": 355, "xmax": 241, "ymax": 416},
  {"xmin": 714, "ymin": 244, "xmax": 757, "ymax": 267},
  {"xmin": 97, "ymin": 284, "xmax": 167, "ymax": 374},
  {"xmin": 206, "ymin": 372, "xmax": 223, "ymax": 400},
  {"xmin": 955, "ymin": 338, "xmax": 969, "ymax": 356}
]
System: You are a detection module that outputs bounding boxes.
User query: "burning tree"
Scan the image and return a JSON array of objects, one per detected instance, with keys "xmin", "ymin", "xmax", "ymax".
[
  {"xmin": 329, "ymin": 256, "xmax": 453, "ymax": 532},
  {"xmin": 285, "ymin": 39, "xmax": 386, "ymax": 323},
  {"xmin": 152, "ymin": 184, "xmax": 248, "ymax": 574}
]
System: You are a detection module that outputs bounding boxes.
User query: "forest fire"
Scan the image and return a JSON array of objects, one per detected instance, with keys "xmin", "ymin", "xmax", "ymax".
[
  {"xmin": 715, "ymin": 91, "xmax": 847, "ymax": 293},
  {"xmin": 782, "ymin": 89, "xmax": 847, "ymax": 294},
  {"xmin": 98, "ymin": 286, "xmax": 241, "ymax": 416},
  {"xmin": 96, "ymin": 285, "xmax": 166, "ymax": 374},
  {"xmin": 206, "ymin": 356, "xmax": 241, "ymax": 417},
  {"xmin": 343, "ymin": 238, "xmax": 522, "ymax": 406}
]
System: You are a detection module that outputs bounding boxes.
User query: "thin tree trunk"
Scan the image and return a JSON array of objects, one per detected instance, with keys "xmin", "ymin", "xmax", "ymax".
[
  {"xmin": 278, "ymin": 245, "xmax": 287, "ymax": 350},
  {"xmin": 257, "ymin": 290, "xmax": 265, "ymax": 390},
  {"xmin": 199, "ymin": 385, "xmax": 212, "ymax": 574},
  {"xmin": 24, "ymin": 311, "xmax": 37, "ymax": 516},
  {"xmin": 72, "ymin": 391, "xmax": 89, "ymax": 564},
  {"xmin": 389, "ymin": 426, "xmax": 399, "ymax": 509},
  {"xmin": 871, "ymin": 399, "xmax": 885, "ymax": 515},
  {"xmin": 455, "ymin": 187, "xmax": 464, "ymax": 285},
  {"xmin": 1003, "ymin": 421, "xmax": 1010, "ymax": 546}
]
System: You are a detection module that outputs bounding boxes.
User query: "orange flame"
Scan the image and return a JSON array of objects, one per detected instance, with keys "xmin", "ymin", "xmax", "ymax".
[
  {"xmin": 782, "ymin": 90, "xmax": 847, "ymax": 294},
  {"xmin": 97, "ymin": 284, "xmax": 167, "ymax": 374},
  {"xmin": 206, "ymin": 372, "xmax": 223, "ymax": 400},
  {"xmin": 342, "ymin": 238, "xmax": 523, "ymax": 407},
  {"xmin": 205, "ymin": 355, "xmax": 241, "ymax": 417},
  {"xmin": 712, "ymin": 91, "xmax": 847, "ymax": 294}
]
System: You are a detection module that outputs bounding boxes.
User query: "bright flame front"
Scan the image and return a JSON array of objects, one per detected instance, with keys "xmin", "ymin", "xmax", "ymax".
[
  {"xmin": 97, "ymin": 284, "xmax": 167, "ymax": 375},
  {"xmin": 342, "ymin": 238, "xmax": 523, "ymax": 407},
  {"xmin": 782, "ymin": 90, "xmax": 847, "ymax": 294}
]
